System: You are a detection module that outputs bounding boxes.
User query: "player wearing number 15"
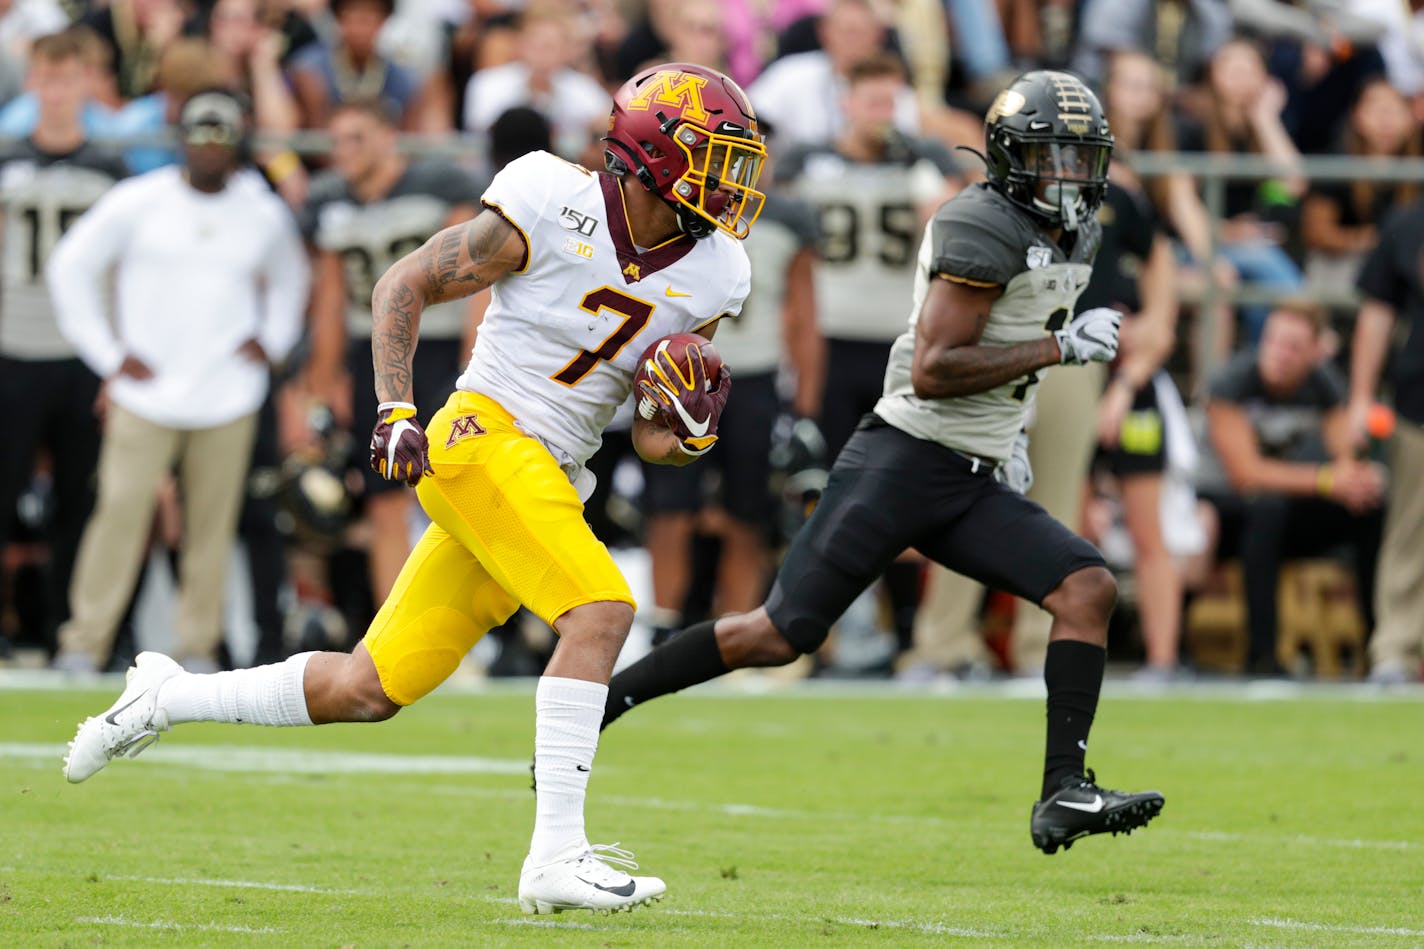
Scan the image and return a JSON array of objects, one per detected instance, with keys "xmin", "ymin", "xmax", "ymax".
[
  {"xmin": 0, "ymin": 30, "xmax": 128, "ymax": 661},
  {"xmin": 62, "ymin": 63, "xmax": 763, "ymax": 916}
]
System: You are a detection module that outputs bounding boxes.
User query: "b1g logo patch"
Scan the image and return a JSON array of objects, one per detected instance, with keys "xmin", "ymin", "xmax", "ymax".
[{"xmin": 446, "ymin": 413, "xmax": 486, "ymax": 448}]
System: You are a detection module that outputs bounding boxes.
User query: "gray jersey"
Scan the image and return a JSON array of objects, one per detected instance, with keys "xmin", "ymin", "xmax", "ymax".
[
  {"xmin": 782, "ymin": 135, "xmax": 958, "ymax": 342},
  {"xmin": 302, "ymin": 160, "xmax": 481, "ymax": 340},
  {"xmin": 0, "ymin": 140, "xmax": 126, "ymax": 359},
  {"xmin": 712, "ymin": 193, "xmax": 819, "ymax": 375},
  {"xmin": 875, "ymin": 183, "xmax": 1101, "ymax": 461}
]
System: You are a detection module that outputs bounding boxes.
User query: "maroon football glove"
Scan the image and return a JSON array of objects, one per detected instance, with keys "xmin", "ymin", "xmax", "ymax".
[
  {"xmin": 369, "ymin": 401, "xmax": 433, "ymax": 486},
  {"xmin": 636, "ymin": 346, "xmax": 732, "ymax": 457}
]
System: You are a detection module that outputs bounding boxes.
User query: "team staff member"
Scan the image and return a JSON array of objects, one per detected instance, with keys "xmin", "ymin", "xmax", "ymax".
[{"xmin": 48, "ymin": 89, "xmax": 309, "ymax": 673}]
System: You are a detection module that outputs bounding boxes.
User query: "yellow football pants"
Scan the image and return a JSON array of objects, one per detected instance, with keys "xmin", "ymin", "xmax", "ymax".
[{"xmin": 363, "ymin": 391, "xmax": 635, "ymax": 705}]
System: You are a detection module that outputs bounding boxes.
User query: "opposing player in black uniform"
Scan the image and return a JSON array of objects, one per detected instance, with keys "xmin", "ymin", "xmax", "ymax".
[
  {"xmin": 601, "ymin": 71, "xmax": 1165, "ymax": 854},
  {"xmin": 0, "ymin": 30, "xmax": 127, "ymax": 662}
]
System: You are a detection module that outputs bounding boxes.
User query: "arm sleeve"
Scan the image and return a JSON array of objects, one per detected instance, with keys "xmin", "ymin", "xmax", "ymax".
[
  {"xmin": 45, "ymin": 180, "xmax": 141, "ymax": 378},
  {"xmin": 928, "ymin": 201, "xmax": 1024, "ymax": 286},
  {"xmin": 480, "ymin": 151, "xmax": 552, "ymax": 271},
  {"xmin": 257, "ymin": 204, "xmax": 312, "ymax": 363}
]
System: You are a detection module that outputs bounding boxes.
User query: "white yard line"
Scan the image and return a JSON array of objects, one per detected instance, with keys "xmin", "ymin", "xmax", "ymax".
[
  {"xmin": 1187, "ymin": 830, "xmax": 1414, "ymax": 851},
  {"xmin": 107, "ymin": 874, "xmax": 368, "ymax": 895},
  {"xmin": 0, "ymin": 741, "xmax": 528, "ymax": 775},
  {"xmin": 76, "ymin": 915, "xmax": 280, "ymax": 934},
  {"xmin": 1250, "ymin": 917, "xmax": 1424, "ymax": 937}
]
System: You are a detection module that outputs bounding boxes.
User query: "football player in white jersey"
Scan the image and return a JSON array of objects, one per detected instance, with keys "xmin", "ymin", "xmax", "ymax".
[{"xmin": 63, "ymin": 63, "xmax": 766, "ymax": 916}]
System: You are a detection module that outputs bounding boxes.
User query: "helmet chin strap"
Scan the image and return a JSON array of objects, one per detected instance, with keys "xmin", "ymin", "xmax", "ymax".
[{"xmin": 1038, "ymin": 182, "xmax": 1082, "ymax": 232}]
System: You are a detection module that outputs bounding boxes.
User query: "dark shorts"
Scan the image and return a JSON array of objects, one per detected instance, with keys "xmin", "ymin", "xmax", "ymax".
[
  {"xmin": 820, "ymin": 337, "xmax": 894, "ymax": 460},
  {"xmin": 348, "ymin": 336, "xmax": 466, "ymax": 496},
  {"xmin": 1100, "ymin": 378, "xmax": 1169, "ymax": 477},
  {"xmin": 640, "ymin": 370, "xmax": 777, "ymax": 525},
  {"xmin": 766, "ymin": 416, "xmax": 1106, "ymax": 653}
]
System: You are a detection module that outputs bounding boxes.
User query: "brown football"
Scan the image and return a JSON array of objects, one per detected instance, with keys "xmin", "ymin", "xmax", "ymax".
[{"xmin": 634, "ymin": 333, "xmax": 723, "ymax": 393}]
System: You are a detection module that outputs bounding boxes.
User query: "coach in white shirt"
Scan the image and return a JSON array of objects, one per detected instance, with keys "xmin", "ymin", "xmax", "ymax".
[{"xmin": 47, "ymin": 89, "xmax": 310, "ymax": 673}]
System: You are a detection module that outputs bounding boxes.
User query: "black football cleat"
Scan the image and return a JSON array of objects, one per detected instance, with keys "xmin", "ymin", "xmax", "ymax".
[{"xmin": 1030, "ymin": 769, "xmax": 1164, "ymax": 854}]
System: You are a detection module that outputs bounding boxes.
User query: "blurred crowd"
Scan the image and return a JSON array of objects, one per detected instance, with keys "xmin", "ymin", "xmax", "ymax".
[{"xmin": 1, "ymin": 0, "xmax": 1422, "ymax": 685}]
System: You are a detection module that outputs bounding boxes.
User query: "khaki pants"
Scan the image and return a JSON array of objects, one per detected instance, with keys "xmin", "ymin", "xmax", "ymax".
[
  {"xmin": 59, "ymin": 405, "xmax": 258, "ymax": 665},
  {"xmin": 909, "ymin": 363, "xmax": 1105, "ymax": 673},
  {"xmin": 1369, "ymin": 418, "xmax": 1424, "ymax": 668}
]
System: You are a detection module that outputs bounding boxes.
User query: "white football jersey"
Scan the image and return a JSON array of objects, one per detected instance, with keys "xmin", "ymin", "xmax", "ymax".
[{"xmin": 457, "ymin": 151, "xmax": 751, "ymax": 476}]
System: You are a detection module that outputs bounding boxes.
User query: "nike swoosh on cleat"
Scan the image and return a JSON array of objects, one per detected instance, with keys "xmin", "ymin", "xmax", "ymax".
[
  {"xmin": 668, "ymin": 397, "xmax": 711, "ymax": 437},
  {"xmin": 576, "ymin": 876, "xmax": 637, "ymax": 897},
  {"xmin": 576, "ymin": 764, "xmax": 590, "ymax": 772},
  {"xmin": 1058, "ymin": 795, "xmax": 1105, "ymax": 813},
  {"xmin": 1077, "ymin": 739, "xmax": 1087, "ymax": 751},
  {"xmin": 104, "ymin": 691, "xmax": 149, "ymax": 726},
  {"xmin": 623, "ymin": 696, "xmax": 635, "ymax": 708}
]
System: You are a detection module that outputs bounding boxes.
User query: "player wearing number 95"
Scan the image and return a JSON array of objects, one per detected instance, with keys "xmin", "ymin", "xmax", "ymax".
[
  {"xmin": 62, "ymin": 64, "xmax": 762, "ymax": 914},
  {"xmin": 602, "ymin": 71, "xmax": 1166, "ymax": 857}
]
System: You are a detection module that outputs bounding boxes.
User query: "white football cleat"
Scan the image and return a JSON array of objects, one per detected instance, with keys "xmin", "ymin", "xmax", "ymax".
[
  {"xmin": 63, "ymin": 651, "xmax": 183, "ymax": 783},
  {"xmin": 517, "ymin": 843, "xmax": 666, "ymax": 915}
]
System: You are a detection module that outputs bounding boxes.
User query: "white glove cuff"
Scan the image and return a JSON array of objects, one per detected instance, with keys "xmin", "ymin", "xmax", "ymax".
[{"xmin": 377, "ymin": 401, "xmax": 418, "ymax": 414}]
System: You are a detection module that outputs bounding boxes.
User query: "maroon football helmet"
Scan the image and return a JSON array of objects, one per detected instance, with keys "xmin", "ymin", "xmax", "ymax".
[{"xmin": 604, "ymin": 63, "xmax": 767, "ymax": 240}]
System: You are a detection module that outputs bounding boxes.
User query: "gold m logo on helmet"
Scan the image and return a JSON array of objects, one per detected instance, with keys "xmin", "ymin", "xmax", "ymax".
[
  {"xmin": 1050, "ymin": 74, "xmax": 1094, "ymax": 134},
  {"xmin": 627, "ymin": 72, "xmax": 710, "ymax": 126}
]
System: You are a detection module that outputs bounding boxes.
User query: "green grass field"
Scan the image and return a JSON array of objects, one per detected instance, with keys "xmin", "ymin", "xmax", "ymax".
[{"xmin": 3, "ymin": 678, "xmax": 1423, "ymax": 947}]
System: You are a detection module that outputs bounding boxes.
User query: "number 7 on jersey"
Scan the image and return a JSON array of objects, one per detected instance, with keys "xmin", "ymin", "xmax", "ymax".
[{"xmin": 552, "ymin": 286, "xmax": 655, "ymax": 386}]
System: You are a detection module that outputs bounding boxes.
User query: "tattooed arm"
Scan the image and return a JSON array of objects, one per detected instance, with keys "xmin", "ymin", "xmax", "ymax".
[
  {"xmin": 369, "ymin": 208, "xmax": 527, "ymax": 404},
  {"xmin": 910, "ymin": 274, "xmax": 1060, "ymax": 400}
]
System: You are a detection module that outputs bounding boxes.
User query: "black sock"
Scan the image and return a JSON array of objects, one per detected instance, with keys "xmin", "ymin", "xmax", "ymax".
[
  {"xmin": 602, "ymin": 620, "xmax": 727, "ymax": 730},
  {"xmin": 882, "ymin": 562, "xmax": 923, "ymax": 652},
  {"xmin": 1042, "ymin": 639, "xmax": 1106, "ymax": 799}
]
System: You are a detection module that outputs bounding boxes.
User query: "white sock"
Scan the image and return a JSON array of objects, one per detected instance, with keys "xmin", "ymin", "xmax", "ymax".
[
  {"xmin": 528, "ymin": 676, "xmax": 606, "ymax": 866},
  {"xmin": 159, "ymin": 652, "xmax": 316, "ymax": 727}
]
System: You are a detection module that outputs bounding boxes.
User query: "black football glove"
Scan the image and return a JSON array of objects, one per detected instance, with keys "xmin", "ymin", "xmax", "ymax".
[{"xmin": 370, "ymin": 401, "xmax": 433, "ymax": 486}]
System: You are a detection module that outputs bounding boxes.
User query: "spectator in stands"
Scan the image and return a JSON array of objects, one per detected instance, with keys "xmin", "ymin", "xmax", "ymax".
[
  {"xmin": 639, "ymin": 136, "xmax": 822, "ymax": 644},
  {"xmin": 645, "ymin": 0, "xmax": 728, "ymax": 75},
  {"xmin": 462, "ymin": 6, "xmax": 609, "ymax": 159},
  {"xmin": 300, "ymin": 98, "xmax": 480, "ymax": 615},
  {"xmin": 1103, "ymin": 50, "xmax": 1237, "ymax": 343},
  {"xmin": 207, "ymin": 0, "xmax": 301, "ymax": 136},
  {"xmin": 0, "ymin": 29, "xmax": 128, "ymax": 661},
  {"xmin": 1086, "ymin": 163, "xmax": 1194, "ymax": 683},
  {"xmin": 1202, "ymin": 301, "xmax": 1384, "ymax": 677},
  {"xmin": 749, "ymin": 0, "xmax": 918, "ymax": 149},
  {"xmin": 1181, "ymin": 37, "xmax": 1306, "ymax": 346},
  {"xmin": 0, "ymin": 24, "xmax": 112, "ymax": 138},
  {"xmin": 288, "ymin": 0, "xmax": 418, "ymax": 128},
  {"xmin": 79, "ymin": 0, "xmax": 187, "ymax": 102},
  {"xmin": 1351, "ymin": 0, "xmax": 1424, "ymax": 119},
  {"xmin": 1350, "ymin": 196, "xmax": 1424, "ymax": 684},
  {"xmin": 1072, "ymin": 0, "xmax": 1234, "ymax": 89},
  {"xmin": 1301, "ymin": 78, "xmax": 1419, "ymax": 293},
  {"xmin": 720, "ymin": 0, "xmax": 822, "ymax": 88},
  {"xmin": 47, "ymin": 89, "xmax": 308, "ymax": 674},
  {"xmin": 1229, "ymin": 0, "xmax": 1388, "ymax": 155}
]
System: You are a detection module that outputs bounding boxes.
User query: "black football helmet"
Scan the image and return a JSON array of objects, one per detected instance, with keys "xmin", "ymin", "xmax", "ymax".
[{"xmin": 982, "ymin": 70, "xmax": 1112, "ymax": 231}]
